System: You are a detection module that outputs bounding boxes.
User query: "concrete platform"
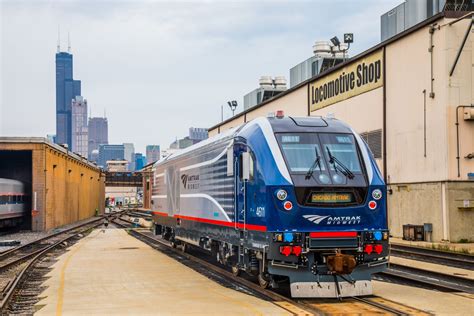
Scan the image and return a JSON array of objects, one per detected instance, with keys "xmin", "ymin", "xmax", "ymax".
[
  {"xmin": 391, "ymin": 237, "xmax": 474, "ymax": 255},
  {"xmin": 35, "ymin": 228, "xmax": 290, "ymax": 315}
]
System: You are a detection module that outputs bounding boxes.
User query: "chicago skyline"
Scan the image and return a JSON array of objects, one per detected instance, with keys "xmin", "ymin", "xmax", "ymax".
[{"xmin": 1, "ymin": 1, "xmax": 398, "ymax": 153}]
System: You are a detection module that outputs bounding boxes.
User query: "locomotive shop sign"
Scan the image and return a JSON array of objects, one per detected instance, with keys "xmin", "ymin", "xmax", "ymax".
[{"xmin": 310, "ymin": 49, "xmax": 383, "ymax": 112}]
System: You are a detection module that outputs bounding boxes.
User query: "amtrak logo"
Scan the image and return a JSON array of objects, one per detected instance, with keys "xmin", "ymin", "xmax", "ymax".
[
  {"xmin": 181, "ymin": 174, "xmax": 188, "ymax": 188},
  {"xmin": 303, "ymin": 214, "xmax": 361, "ymax": 225},
  {"xmin": 181, "ymin": 174, "xmax": 200, "ymax": 190},
  {"xmin": 303, "ymin": 215, "xmax": 330, "ymax": 224}
]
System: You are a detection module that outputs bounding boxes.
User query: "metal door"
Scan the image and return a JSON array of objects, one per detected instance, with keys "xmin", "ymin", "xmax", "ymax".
[{"xmin": 235, "ymin": 153, "xmax": 246, "ymax": 231}]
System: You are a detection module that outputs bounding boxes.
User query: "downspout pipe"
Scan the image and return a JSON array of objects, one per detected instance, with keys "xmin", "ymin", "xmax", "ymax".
[{"xmin": 429, "ymin": 24, "xmax": 436, "ymax": 98}]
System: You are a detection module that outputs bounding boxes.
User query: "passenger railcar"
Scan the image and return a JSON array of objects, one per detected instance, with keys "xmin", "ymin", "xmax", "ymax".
[
  {"xmin": 151, "ymin": 114, "xmax": 388, "ymax": 298},
  {"xmin": 0, "ymin": 178, "xmax": 28, "ymax": 228}
]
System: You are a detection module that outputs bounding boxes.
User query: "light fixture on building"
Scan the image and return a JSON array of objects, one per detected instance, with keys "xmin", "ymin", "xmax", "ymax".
[
  {"xmin": 344, "ymin": 33, "xmax": 354, "ymax": 44},
  {"xmin": 330, "ymin": 34, "xmax": 353, "ymax": 62},
  {"xmin": 330, "ymin": 36, "xmax": 341, "ymax": 47},
  {"xmin": 227, "ymin": 100, "xmax": 238, "ymax": 117}
]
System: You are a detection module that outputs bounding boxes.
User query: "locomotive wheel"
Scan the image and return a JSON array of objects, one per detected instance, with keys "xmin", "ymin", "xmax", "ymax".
[
  {"xmin": 257, "ymin": 273, "xmax": 270, "ymax": 289},
  {"xmin": 170, "ymin": 239, "xmax": 177, "ymax": 248},
  {"xmin": 231, "ymin": 265, "xmax": 240, "ymax": 277}
]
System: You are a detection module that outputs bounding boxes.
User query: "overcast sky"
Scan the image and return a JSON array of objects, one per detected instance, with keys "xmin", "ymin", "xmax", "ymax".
[{"xmin": 1, "ymin": 0, "xmax": 400, "ymax": 154}]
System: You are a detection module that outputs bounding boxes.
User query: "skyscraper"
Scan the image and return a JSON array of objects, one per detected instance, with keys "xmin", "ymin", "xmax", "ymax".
[
  {"xmin": 123, "ymin": 143, "xmax": 135, "ymax": 171},
  {"xmin": 134, "ymin": 153, "xmax": 147, "ymax": 171},
  {"xmin": 88, "ymin": 117, "xmax": 108, "ymax": 160},
  {"xmin": 146, "ymin": 145, "xmax": 161, "ymax": 164},
  {"xmin": 71, "ymin": 96, "xmax": 88, "ymax": 157},
  {"xmin": 98, "ymin": 144, "xmax": 125, "ymax": 168},
  {"xmin": 56, "ymin": 51, "xmax": 81, "ymax": 147},
  {"xmin": 189, "ymin": 127, "xmax": 208, "ymax": 141}
]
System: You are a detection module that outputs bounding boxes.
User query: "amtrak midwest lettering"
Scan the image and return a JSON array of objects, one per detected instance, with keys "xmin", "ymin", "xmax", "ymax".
[{"xmin": 311, "ymin": 60, "xmax": 382, "ymax": 106}]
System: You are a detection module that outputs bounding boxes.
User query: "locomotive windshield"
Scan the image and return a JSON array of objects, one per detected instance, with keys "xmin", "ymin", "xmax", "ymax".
[{"xmin": 276, "ymin": 132, "xmax": 365, "ymax": 185}]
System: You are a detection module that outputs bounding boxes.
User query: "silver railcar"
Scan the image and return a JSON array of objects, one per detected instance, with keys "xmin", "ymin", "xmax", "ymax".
[{"xmin": 0, "ymin": 178, "xmax": 28, "ymax": 227}]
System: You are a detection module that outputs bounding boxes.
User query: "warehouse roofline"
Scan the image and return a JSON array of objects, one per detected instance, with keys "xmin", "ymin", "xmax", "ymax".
[
  {"xmin": 137, "ymin": 161, "xmax": 156, "ymax": 173},
  {"xmin": 208, "ymin": 11, "xmax": 452, "ymax": 132},
  {"xmin": 0, "ymin": 136, "xmax": 101, "ymax": 171}
]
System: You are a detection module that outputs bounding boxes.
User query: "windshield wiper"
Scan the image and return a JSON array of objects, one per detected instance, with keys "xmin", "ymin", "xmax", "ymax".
[
  {"xmin": 326, "ymin": 147, "xmax": 355, "ymax": 179},
  {"xmin": 305, "ymin": 148, "xmax": 321, "ymax": 180}
]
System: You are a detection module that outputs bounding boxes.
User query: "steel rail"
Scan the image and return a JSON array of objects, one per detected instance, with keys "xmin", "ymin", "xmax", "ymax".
[
  {"xmin": 0, "ymin": 209, "xmax": 128, "ymax": 258},
  {"xmin": 0, "ymin": 220, "xmax": 105, "ymax": 312},
  {"xmin": 350, "ymin": 297, "xmax": 408, "ymax": 316},
  {"xmin": 390, "ymin": 244, "xmax": 474, "ymax": 270},
  {"xmin": 380, "ymin": 263, "xmax": 474, "ymax": 294}
]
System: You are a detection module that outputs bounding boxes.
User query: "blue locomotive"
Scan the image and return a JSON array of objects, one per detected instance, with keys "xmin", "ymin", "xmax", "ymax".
[{"xmin": 151, "ymin": 113, "xmax": 388, "ymax": 298}]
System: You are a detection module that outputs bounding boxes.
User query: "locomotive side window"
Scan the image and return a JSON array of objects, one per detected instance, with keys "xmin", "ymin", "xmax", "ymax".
[
  {"xmin": 239, "ymin": 151, "xmax": 255, "ymax": 181},
  {"xmin": 0, "ymin": 196, "xmax": 6, "ymax": 204},
  {"xmin": 249, "ymin": 151, "xmax": 255, "ymax": 181}
]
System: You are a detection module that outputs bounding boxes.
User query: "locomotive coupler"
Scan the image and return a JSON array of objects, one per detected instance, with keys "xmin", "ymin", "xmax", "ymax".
[{"xmin": 326, "ymin": 253, "xmax": 357, "ymax": 275}]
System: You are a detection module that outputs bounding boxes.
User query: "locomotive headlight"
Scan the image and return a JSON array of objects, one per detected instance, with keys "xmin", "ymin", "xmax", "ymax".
[
  {"xmin": 372, "ymin": 189, "xmax": 382, "ymax": 200},
  {"xmin": 276, "ymin": 189, "xmax": 288, "ymax": 201},
  {"xmin": 274, "ymin": 233, "xmax": 283, "ymax": 242}
]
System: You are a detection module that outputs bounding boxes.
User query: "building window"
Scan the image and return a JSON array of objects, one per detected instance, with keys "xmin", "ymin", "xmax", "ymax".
[{"xmin": 360, "ymin": 129, "xmax": 382, "ymax": 159}]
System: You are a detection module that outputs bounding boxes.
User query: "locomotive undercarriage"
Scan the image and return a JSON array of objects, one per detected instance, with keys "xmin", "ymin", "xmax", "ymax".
[{"xmin": 154, "ymin": 223, "xmax": 388, "ymax": 297}]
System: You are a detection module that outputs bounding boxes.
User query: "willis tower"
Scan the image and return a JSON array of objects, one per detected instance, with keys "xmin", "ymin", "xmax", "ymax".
[{"xmin": 55, "ymin": 38, "xmax": 81, "ymax": 147}]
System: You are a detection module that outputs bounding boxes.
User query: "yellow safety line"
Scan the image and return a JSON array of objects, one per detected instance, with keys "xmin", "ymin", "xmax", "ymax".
[{"xmin": 55, "ymin": 230, "xmax": 99, "ymax": 316}]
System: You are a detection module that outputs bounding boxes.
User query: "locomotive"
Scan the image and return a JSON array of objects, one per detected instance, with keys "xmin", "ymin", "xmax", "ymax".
[
  {"xmin": 151, "ymin": 113, "xmax": 388, "ymax": 298},
  {"xmin": 0, "ymin": 178, "xmax": 28, "ymax": 228}
]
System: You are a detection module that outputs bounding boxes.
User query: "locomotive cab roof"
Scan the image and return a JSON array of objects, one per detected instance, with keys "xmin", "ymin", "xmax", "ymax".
[
  {"xmin": 268, "ymin": 116, "xmax": 353, "ymax": 134},
  {"xmin": 155, "ymin": 116, "xmax": 355, "ymax": 168}
]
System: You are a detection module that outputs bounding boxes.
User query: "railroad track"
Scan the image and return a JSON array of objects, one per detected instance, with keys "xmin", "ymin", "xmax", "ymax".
[
  {"xmin": 128, "ymin": 212, "xmax": 152, "ymax": 220},
  {"xmin": 113, "ymin": 216, "xmax": 140, "ymax": 228},
  {"xmin": 113, "ymin": 219, "xmax": 429, "ymax": 315},
  {"xmin": 378, "ymin": 263, "xmax": 474, "ymax": 294},
  {"xmin": 390, "ymin": 243, "xmax": 474, "ymax": 270},
  {"xmin": 299, "ymin": 296, "xmax": 432, "ymax": 315},
  {"xmin": 0, "ymin": 211, "xmax": 127, "ymax": 312}
]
